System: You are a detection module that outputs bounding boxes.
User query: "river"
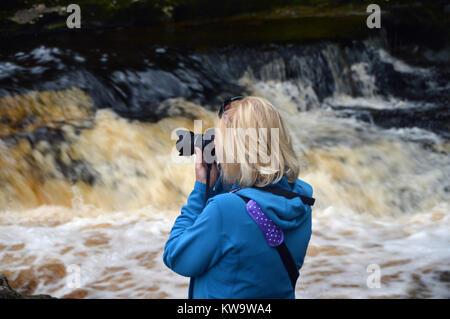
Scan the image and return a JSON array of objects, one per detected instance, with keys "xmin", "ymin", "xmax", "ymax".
[{"xmin": 0, "ymin": 22, "xmax": 449, "ymax": 298}]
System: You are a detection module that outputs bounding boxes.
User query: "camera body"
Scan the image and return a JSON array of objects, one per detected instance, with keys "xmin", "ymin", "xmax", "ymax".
[{"xmin": 175, "ymin": 129, "xmax": 215, "ymax": 163}]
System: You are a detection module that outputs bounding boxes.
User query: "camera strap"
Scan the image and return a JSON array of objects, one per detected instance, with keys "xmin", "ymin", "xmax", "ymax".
[
  {"xmin": 205, "ymin": 163, "xmax": 212, "ymax": 204},
  {"xmin": 230, "ymin": 186, "xmax": 314, "ymax": 291}
]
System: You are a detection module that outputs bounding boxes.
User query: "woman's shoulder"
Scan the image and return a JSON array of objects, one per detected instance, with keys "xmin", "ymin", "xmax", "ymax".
[
  {"xmin": 209, "ymin": 192, "xmax": 245, "ymax": 207},
  {"xmin": 293, "ymin": 178, "xmax": 313, "ymax": 197},
  {"xmin": 206, "ymin": 192, "xmax": 247, "ymax": 220}
]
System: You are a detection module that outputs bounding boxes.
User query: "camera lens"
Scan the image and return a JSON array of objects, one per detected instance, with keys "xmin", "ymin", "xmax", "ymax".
[{"xmin": 175, "ymin": 129, "xmax": 215, "ymax": 162}]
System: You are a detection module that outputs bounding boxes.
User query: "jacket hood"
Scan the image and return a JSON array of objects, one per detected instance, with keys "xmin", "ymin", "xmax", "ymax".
[{"xmin": 234, "ymin": 176, "xmax": 313, "ymax": 230}]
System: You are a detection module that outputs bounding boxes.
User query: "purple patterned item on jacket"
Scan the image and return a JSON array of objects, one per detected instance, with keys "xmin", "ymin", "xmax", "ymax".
[{"xmin": 246, "ymin": 199, "xmax": 284, "ymax": 247}]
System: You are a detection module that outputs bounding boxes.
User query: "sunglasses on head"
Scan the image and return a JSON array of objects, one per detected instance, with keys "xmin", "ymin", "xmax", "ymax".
[{"xmin": 218, "ymin": 96, "xmax": 244, "ymax": 118}]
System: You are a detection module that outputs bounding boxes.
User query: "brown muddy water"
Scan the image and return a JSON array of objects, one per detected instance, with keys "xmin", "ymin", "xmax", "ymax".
[{"xmin": 0, "ymin": 33, "xmax": 449, "ymax": 298}]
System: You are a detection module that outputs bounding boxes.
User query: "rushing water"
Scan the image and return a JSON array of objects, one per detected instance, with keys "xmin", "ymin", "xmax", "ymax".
[{"xmin": 0, "ymin": 29, "xmax": 449, "ymax": 298}]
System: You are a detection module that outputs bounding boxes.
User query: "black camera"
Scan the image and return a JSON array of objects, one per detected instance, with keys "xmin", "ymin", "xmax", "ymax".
[{"xmin": 175, "ymin": 129, "xmax": 215, "ymax": 163}]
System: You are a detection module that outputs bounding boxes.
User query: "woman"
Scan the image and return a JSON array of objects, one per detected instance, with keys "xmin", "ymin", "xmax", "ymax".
[{"xmin": 163, "ymin": 96, "xmax": 313, "ymax": 299}]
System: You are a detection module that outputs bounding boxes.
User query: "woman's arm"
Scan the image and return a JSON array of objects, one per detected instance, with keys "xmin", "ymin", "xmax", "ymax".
[{"xmin": 163, "ymin": 182, "xmax": 224, "ymax": 277}]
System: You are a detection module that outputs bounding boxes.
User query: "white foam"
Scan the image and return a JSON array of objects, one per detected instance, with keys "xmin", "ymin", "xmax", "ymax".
[
  {"xmin": 323, "ymin": 94, "xmax": 423, "ymax": 110},
  {"xmin": 297, "ymin": 204, "xmax": 450, "ymax": 298},
  {"xmin": 0, "ymin": 208, "xmax": 188, "ymax": 298},
  {"xmin": 1, "ymin": 203, "xmax": 448, "ymax": 298},
  {"xmin": 378, "ymin": 49, "xmax": 431, "ymax": 75}
]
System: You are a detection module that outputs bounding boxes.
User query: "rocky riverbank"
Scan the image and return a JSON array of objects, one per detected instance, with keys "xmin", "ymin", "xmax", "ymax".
[{"xmin": 0, "ymin": 274, "xmax": 56, "ymax": 299}]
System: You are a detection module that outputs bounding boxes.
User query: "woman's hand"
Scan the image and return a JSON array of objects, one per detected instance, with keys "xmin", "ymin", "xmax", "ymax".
[{"xmin": 195, "ymin": 147, "xmax": 219, "ymax": 188}]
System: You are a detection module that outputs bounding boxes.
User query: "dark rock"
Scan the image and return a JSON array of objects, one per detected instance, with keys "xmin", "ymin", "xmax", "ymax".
[
  {"xmin": 332, "ymin": 104, "xmax": 450, "ymax": 140},
  {"xmin": 0, "ymin": 274, "xmax": 57, "ymax": 299},
  {"xmin": 439, "ymin": 271, "xmax": 450, "ymax": 283}
]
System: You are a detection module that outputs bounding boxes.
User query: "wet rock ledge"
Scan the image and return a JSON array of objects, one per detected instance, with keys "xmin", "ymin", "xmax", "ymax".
[{"xmin": 0, "ymin": 274, "xmax": 56, "ymax": 299}]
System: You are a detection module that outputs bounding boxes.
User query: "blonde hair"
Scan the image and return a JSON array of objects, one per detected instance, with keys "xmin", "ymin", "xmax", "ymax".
[{"xmin": 215, "ymin": 96, "xmax": 299, "ymax": 187}]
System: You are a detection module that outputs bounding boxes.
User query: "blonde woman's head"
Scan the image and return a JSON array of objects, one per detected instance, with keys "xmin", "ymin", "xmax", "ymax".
[{"xmin": 215, "ymin": 96, "xmax": 299, "ymax": 187}]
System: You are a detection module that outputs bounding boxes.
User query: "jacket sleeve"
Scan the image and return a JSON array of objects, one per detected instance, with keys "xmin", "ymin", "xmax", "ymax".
[{"xmin": 163, "ymin": 181, "xmax": 224, "ymax": 277}]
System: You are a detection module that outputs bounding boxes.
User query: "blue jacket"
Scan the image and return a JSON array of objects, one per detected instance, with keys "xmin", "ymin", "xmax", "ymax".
[{"xmin": 163, "ymin": 175, "xmax": 313, "ymax": 299}]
